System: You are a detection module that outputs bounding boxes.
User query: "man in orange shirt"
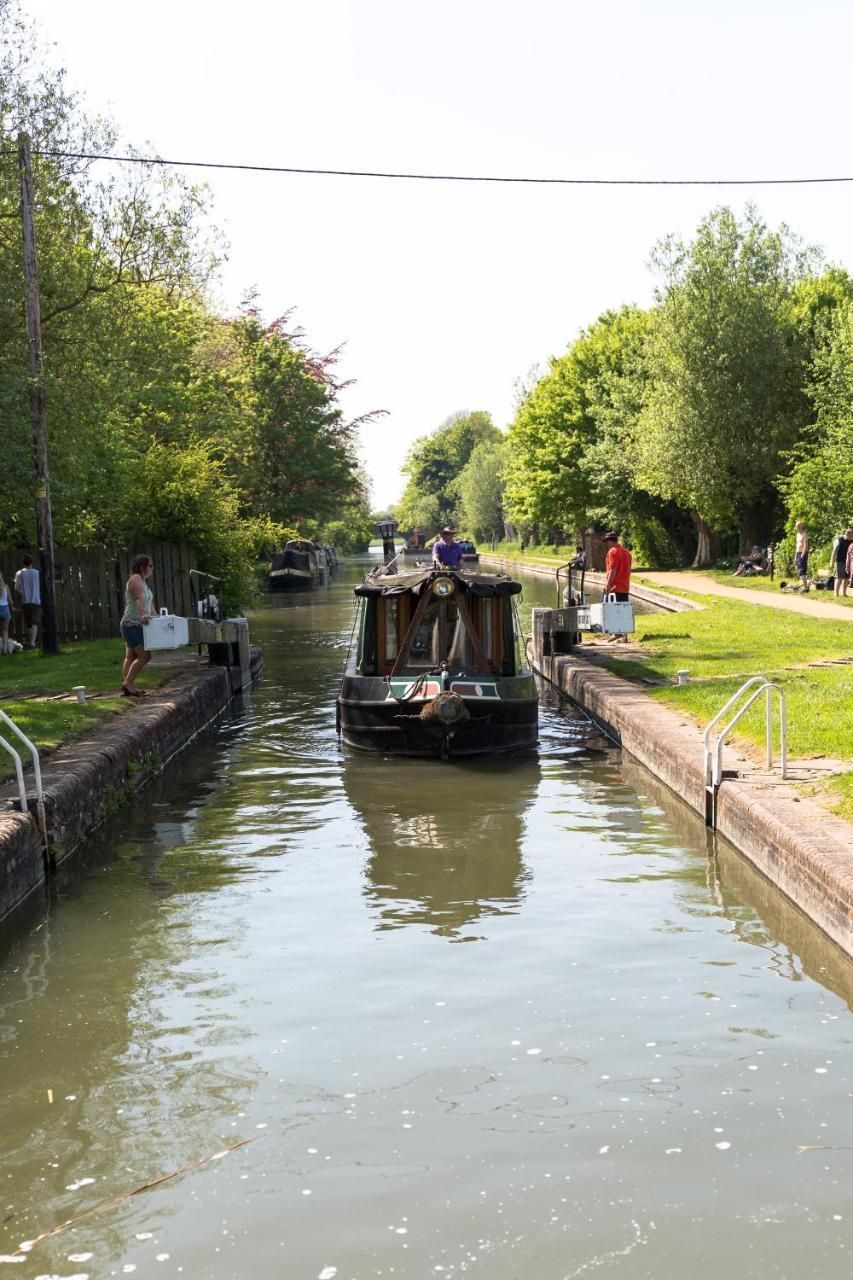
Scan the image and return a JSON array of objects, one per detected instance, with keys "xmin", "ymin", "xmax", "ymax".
[{"xmin": 603, "ymin": 532, "xmax": 632, "ymax": 643}]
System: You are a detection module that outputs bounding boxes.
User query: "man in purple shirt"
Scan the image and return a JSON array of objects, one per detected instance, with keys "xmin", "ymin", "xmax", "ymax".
[{"xmin": 432, "ymin": 527, "xmax": 465, "ymax": 569}]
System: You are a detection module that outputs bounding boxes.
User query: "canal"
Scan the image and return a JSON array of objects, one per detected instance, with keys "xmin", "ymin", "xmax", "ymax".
[{"xmin": 1, "ymin": 559, "xmax": 852, "ymax": 1279}]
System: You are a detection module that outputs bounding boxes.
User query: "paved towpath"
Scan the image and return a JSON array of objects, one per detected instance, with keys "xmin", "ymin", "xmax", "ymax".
[{"xmin": 639, "ymin": 572, "xmax": 853, "ymax": 622}]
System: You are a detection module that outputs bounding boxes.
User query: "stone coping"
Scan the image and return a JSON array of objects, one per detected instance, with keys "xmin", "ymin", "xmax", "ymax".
[{"xmin": 537, "ymin": 649, "xmax": 853, "ymax": 959}]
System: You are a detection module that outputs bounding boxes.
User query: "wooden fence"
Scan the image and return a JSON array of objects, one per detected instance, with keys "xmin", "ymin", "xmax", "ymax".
[{"xmin": 0, "ymin": 541, "xmax": 198, "ymax": 643}]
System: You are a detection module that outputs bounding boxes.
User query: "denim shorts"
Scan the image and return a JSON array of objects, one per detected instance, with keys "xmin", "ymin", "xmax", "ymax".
[
  {"xmin": 0, "ymin": 603, "xmax": 10, "ymax": 622},
  {"xmin": 121, "ymin": 623, "xmax": 146, "ymax": 650}
]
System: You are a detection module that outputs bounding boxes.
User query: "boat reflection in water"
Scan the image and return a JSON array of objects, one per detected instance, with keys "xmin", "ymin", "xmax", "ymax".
[{"xmin": 343, "ymin": 754, "xmax": 540, "ymax": 938}]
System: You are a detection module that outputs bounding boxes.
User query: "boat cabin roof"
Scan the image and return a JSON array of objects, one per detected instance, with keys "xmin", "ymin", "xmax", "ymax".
[{"xmin": 355, "ymin": 567, "xmax": 520, "ymax": 599}]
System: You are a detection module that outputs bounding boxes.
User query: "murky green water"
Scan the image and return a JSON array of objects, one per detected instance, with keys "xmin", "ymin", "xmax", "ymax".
[{"xmin": 2, "ymin": 560, "xmax": 852, "ymax": 1279}]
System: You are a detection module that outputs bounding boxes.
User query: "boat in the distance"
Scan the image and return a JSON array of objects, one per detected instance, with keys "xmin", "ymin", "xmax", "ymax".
[
  {"xmin": 336, "ymin": 560, "xmax": 539, "ymax": 759},
  {"xmin": 269, "ymin": 539, "xmax": 322, "ymax": 591}
]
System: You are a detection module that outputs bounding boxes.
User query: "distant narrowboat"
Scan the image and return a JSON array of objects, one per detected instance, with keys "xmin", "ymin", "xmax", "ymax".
[
  {"xmin": 269, "ymin": 539, "xmax": 319, "ymax": 591},
  {"xmin": 337, "ymin": 565, "xmax": 538, "ymax": 758}
]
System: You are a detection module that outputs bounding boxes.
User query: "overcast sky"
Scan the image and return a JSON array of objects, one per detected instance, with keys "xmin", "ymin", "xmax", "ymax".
[{"xmin": 24, "ymin": 0, "xmax": 853, "ymax": 506}]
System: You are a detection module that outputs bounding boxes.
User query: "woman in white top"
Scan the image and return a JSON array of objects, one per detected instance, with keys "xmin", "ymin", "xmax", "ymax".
[
  {"xmin": 0, "ymin": 573, "xmax": 11, "ymax": 651},
  {"xmin": 794, "ymin": 521, "xmax": 809, "ymax": 592}
]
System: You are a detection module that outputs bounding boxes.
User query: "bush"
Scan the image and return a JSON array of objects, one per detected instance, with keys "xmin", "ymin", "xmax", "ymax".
[{"xmin": 116, "ymin": 441, "xmax": 295, "ymax": 607}]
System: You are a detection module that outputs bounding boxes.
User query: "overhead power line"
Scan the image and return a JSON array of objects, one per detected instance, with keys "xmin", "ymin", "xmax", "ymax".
[{"xmin": 3, "ymin": 148, "xmax": 853, "ymax": 186}]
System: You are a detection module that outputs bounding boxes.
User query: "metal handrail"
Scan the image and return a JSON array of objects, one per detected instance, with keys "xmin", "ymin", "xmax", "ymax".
[
  {"xmin": 0, "ymin": 731, "xmax": 28, "ymax": 812},
  {"xmin": 703, "ymin": 677, "xmax": 787, "ymax": 790},
  {"xmin": 0, "ymin": 707, "xmax": 48, "ymax": 854}
]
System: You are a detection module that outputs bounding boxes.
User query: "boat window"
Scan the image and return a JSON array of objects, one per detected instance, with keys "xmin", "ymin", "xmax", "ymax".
[
  {"xmin": 447, "ymin": 603, "xmax": 473, "ymax": 671},
  {"xmin": 385, "ymin": 598, "xmax": 399, "ymax": 663},
  {"xmin": 356, "ymin": 600, "xmax": 378, "ymax": 675},
  {"xmin": 479, "ymin": 598, "xmax": 493, "ymax": 657},
  {"xmin": 406, "ymin": 597, "xmax": 441, "ymax": 669}
]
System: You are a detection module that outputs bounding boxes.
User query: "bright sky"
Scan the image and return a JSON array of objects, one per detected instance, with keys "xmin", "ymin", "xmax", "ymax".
[{"xmin": 24, "ymin": 0, "xmax": 853, "ymax": 506}]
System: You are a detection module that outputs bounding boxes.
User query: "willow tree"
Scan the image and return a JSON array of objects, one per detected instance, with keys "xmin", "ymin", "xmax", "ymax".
[{"xmin": 635, "ymin": 206, "xmax": 816, "ymax": 564}]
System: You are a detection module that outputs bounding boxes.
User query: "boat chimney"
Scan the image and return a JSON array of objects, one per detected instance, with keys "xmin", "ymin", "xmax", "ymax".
[{"xmin": 377, "ymin": 518, "xmax": 398, "ymax": 566}]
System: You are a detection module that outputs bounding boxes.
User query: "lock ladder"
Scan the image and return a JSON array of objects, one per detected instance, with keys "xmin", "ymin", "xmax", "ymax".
[{"xmin": 703, "ymin": 677, "xmax": 787, "ymax": 827}]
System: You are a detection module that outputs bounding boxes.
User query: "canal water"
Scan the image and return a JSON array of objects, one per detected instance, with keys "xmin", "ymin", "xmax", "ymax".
[{"xmin": 1, "ymin": 560, "xmax": 852, "ymax": 1280}]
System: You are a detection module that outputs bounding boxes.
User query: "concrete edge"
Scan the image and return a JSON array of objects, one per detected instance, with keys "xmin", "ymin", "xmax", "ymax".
[
  {"xmin": 478, "ymin": 554, "xmax": 700, "ymax": 613},
  {"xmin": 0, "ymin": 647, "xmax": 263, "ymax": 928},
  {"xmin": 537, "ymin": 649, "xmax": 853, "ymax": 959}
]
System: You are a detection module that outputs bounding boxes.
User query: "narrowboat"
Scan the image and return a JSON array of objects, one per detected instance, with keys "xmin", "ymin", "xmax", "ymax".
[
  {"xmin": 336, "ymin": 564, "xmax": 539, "ymax": 758},
  {"xmin": 268, "ymin": 539, "xmax": 318, "ymax": 591}
]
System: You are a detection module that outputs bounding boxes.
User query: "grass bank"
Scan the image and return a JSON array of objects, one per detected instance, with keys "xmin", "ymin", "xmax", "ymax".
[
  {"xmin": 600, "ymin": 594, "xmax": 852, "ymax": 812},
  {"xmin": 695, "ymin": 568, "xmax": 853, "ymax": 608},
  {"xmin": 0, "ymin": 640, "xmax": 173, "ymax": 781},
  {"xmin": 484, "ymin": 541, "xmax": 582, "ymax": 567}
]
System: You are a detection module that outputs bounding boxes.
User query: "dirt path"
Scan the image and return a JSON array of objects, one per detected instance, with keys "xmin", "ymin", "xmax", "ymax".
[{"xmin": 639, "ymin": 572, "xmax": 853, "ymax": 622}]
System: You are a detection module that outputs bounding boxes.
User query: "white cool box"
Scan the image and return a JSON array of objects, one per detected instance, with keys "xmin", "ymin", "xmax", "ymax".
[
  {"xmin": 144, "ymin": 608, "xmax": 190, "ymax": 650},
  {"xmin": 577, "ymin": 598, "xmax": 635, "ymax": 636}
]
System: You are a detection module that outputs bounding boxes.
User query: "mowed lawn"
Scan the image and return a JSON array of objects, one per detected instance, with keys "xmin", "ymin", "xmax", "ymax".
[
  {"xmin": 0, "ymin": 639, "xmax": 174, "ymax": 781},
  {"xmin": 603, "ymin": 595, "xmax": 853, "ymax": 812},
  {"xmin": 661, "ymin": 568, "xmax": 853, "ymax": 609}
]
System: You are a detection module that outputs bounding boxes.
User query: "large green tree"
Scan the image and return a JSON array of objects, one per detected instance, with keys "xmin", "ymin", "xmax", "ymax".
[
  {"xmin": 504, "ymin": 307, "xmax": 678, "ymax": 551},
  {"xmin": 635, "ymin": 206, "xmax": 817, "ymax": 562},
  {"xmin": 396, "ymin": 410, "xmax": 500, "ymax": 534},
  {"xmin": 779, "ymin": 299, "xmax": 853, "ymax": 556},
  {"xmin": 456, "ymin": 437, "xmax": 509, "ymax": 544}
]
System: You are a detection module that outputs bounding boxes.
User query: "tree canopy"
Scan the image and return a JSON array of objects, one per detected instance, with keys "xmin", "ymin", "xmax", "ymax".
[
  {"xmin": 395, "ymin": 411, "xmax": 500, "ymax": 534},
  {"xmin": 0, "ymin": 3, "xmax": 375, "ymax": 601}
]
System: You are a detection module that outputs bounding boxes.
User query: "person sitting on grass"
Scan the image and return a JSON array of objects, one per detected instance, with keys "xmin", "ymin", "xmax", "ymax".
[
  {"xmin": 733, "ymin": 546, "xmax": 766, "ymax": 577},
  {"xmin": 120, "ymin": 554, "xmax": 155, "ymax": 697}
]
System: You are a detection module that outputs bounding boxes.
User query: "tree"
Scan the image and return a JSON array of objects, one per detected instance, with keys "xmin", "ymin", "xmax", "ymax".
[
  {"xmin": 456, "ymin": 437, "xmax": 509, "ymax": 543},
  {"xmin": 395, "ymin": 410, "xmax": 500, "ymax": 534},
  {"xmin": 779, "ymin": 299, "xmax": 853, "ymax": 556},
  {"xmin": 504, "ymin": 307, "xmax": 675, "ymax": 550},
  {"xmin": 635, "ymin": 206, "xmax": 817, "ymax": 563}
]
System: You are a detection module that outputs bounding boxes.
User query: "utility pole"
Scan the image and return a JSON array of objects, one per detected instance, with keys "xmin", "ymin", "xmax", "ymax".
[{"xmin": 18, "ymin": 133, "xmax": 58, "ymax": 654}]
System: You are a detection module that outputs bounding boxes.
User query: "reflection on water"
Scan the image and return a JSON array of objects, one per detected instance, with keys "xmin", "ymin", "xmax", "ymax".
[
  {"xmin": 349, "ymin": 753, "xmax": 538, "ymax": 938},
  {"xmin": 1, "ymin": 559, "xmax": 853, "ymax": 1280}
]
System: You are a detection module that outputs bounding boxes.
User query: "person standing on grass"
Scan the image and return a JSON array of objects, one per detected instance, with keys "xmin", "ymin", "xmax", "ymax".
[
  {"xmin": 120, "ymin": 554, "xmax": 155, "ymax": 697},
  {"xmin": 832, "ymin": 528, "xmax": 853, "ymax": 598},
  {"xmin": 846, "ymin": 537, "xmax": 853, "ymax": 599},
  {"xmin": 603, "ymin": 531, "xmax": 632, "ymax": 644},
  {"xmin": 794, "ymin": 521, "xmax": 809, "ymax": 591},
  {"xmin": 13, "ymin": 554, "xmax": 41, "ymax": 649},
  {"xmin": 0, "ymin": 573, "xmax": 11, "ymax": 653}
]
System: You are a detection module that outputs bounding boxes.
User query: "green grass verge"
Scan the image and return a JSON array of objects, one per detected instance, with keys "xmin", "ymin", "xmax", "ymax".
[
  {"xmin": 698, "ymin": 569, "xmax": 853, "ymax": 608},
  {"xmin": 602, "ymin": 597, "xmax": 853, "ymax": 765},
  {"xmin": 0, "ymin": 639, "xmax": 175, "ymax": 781},
  {"xmin": 483, "ymin": 541, "xmax": 581, "ymax": 567}
]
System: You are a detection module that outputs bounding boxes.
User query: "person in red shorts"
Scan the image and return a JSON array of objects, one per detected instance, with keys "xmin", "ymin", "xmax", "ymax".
[{"xmin": 603, "ymin": 531, "xmax": 632, "ymax": 644}]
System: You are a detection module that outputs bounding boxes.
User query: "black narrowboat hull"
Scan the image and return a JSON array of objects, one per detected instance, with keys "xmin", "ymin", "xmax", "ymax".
[
  {"xmin": 268, "ymin": 568, "xmax": 316, "ymax": 591},
  {"xmin": 337, "ymin": 673, "xmax": 538, "ymax": 758}
]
